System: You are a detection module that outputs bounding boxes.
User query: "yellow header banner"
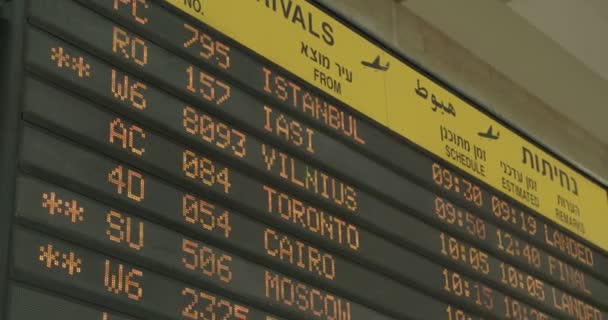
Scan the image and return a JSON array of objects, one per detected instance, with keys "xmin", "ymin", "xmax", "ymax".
[{"xmin": 166, "ymin": 0, "xmax": 608, "ymax": 251}]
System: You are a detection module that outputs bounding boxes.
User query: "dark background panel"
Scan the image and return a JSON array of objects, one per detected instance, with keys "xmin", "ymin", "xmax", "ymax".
[
  {"xmin": 18, "ymin": 73, "xmax": 607, "ymax": 319},
  {"xmin": 11, "ymin": 226, "xmax": 291, "ymax": 320},
  {"xmin": 0, "ymin": 0, "xmax": 27, "ymax": 318},
  {"xmin": 16, "ymin": 112, "xmax": 489, "ymax": 320},
  {"xmin": 19, "ymin": 170, "xmax": 573, "ymax": 320},
  {"xmin": 8, "ymin": 283, "xmax": 139, "ymax": 320},
  {"xmin": 16, "ymin": 57, "xmax": 571, "ymax": 319},
  {"xmin": 15, "ymin": 172, "xmax": 421, "ymax": 320}
]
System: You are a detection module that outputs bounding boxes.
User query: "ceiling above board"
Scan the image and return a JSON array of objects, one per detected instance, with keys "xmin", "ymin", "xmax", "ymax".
[
  {"xmin": 400, "ymin": 0, "xmax": 608, "ymax": 151},
  {"xmin": 507, "ymin": 0, "xmax": 608, "ymax": 82}
]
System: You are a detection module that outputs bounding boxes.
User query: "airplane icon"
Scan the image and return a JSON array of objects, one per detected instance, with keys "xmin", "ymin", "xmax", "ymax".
[
  {"xmin": 361, "ymin": 55, "xmax": 390, "ymax": 71},
  {"xmin": 478, "ymin": 125, "xmax": 500, "ymax": 140}
]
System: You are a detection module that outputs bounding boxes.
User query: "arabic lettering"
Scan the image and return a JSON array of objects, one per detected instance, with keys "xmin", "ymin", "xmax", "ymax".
[{"xmin": 415, "ymin": 79, "xmax": 456, "ymax": 117}]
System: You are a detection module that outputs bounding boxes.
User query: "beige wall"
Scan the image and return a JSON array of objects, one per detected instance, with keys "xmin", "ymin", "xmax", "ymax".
[{"xmin": 316, "ymin": 0, "xmax": 608, "ymax": 186}]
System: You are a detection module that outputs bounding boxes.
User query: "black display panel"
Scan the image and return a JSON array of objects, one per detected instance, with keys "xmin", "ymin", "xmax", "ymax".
[
  {"xmin": 12, "ymin": 227, "xmax": 289, "ymax": 320},
  {"xmin": 18, "ymin": 72, "xmax": 607, "ymax": 320},
  {"xmin": 19, "ymin": 123, "xmax": 541, "ymax": 320},
  {"xmin": 0, "ymin": 0, "xmax": 607, "ymax": 319},
  {"xmin": 8, "ymin": 284, "xmax": 138, "ymax": 320}
]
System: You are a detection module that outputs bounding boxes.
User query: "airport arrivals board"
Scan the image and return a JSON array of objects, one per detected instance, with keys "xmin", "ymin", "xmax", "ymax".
[{"xmin": 0, "ymin": 0, "xmax": 607, "ymax": 319}]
